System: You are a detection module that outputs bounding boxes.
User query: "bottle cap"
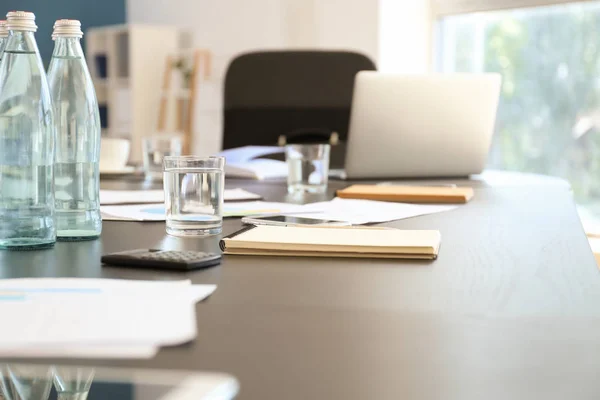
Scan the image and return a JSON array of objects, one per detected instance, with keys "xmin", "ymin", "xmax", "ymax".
[
  {"xmin": 6, "ymin": 11, "xmax": 37, "ymax": 32},
  {"xmin": 52, "ymin": 19, "xmax": 83, "ymax": 39},
  {"xmin": 0, "ymin": 20, "xmax": 8, "ymax": 38}
]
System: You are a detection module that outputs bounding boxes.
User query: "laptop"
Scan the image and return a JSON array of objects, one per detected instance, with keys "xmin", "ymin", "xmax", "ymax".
[{"xmin": 337, "ymin": 72, "xmax": 502, "ymax": 179}]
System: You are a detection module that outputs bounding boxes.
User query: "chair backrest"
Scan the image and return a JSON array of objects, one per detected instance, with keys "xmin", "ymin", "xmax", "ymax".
[{"xmin": 222, "ymin": 51, "xmax": 376, "ymax": 156}]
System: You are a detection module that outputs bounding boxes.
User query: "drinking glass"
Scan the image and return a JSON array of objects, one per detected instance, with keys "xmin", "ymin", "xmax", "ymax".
[
  {"xmin": 142, "ymin": 135, "xmax": 183, "ymax": 181},
  {"xmin": 163, "ymin": 156, "xmax": 225, "ymax": 236},
  {"xmin": 53, "ymin": 367, "xmax": 95, "ymax": 400},
  {"xmin": 285, "ymin": 144, "xmax": 330, "ymax": 194},
  {"xmin": 0, "ymin": 364, "xmax": 53, "ymax": 400}
]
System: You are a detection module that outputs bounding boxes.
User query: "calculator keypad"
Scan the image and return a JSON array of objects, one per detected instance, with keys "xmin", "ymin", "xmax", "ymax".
[{"xmin": 137, "ymin": 251, "xmax": 216, "ymax": 262}]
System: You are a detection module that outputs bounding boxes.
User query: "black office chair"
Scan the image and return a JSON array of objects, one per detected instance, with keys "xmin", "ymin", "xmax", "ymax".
[{"xmin": 222, "ymin": 50, "xmax": 376, "ymax": 167}]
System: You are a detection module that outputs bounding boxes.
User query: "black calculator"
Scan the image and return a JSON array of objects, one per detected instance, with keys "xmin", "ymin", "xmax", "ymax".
[{"xmin": 101, "ymin": 249, "xmax": 222, "ymax": 271}]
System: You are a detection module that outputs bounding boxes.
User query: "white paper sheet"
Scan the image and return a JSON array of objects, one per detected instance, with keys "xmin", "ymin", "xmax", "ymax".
[
  {"xmin": 101, "ymin": 201, "xmax": 314, "ymax": 221},
  {"xmin": 0, "ymin": 297, "xmax": 195, "ymax": 345},
  {"xmin": 288, "ymin": 198, "xmax": 458, "ymax": 224},
  {"xmin": 218, "ymin": 146, "xmax": 284, "ymax": 163},
  {"xmin": 218, "ymin": 146, "xmax": 287, "ymax": 179},
  {"xmin": 0, "ymin": 277, "xmax": 194, "ymax": 290},
  {"xmin": 0, "ymin": 345, "xmax": 159, "ymax": 359},
  {"xmin": 100, "ymin": 188, "xmax": 262, "ymax": 205},
  {"xmin": 223, "ymin": 201, "xmax": 313, "ymax": 217},
  {"xmin": 101, "ymin": 204, "xmax": 166, "ymax": 221},
  {"xmin": 102, "ymin": 197, "xmax": 456, "ymax": 224},
  {"xmin": 224, "ymin": 160, "xmax": 288, "ymax": 180},
  {"xmin": 224, "ymin": 188, "xmax": 264, "ymax": 201},
  {"xmin": 0, "ymin": 279, "xmax": 216, "ymax": 358},
  {"xmin": 100, "ymin": 190, "xmax": 164, "ymax": 205}
]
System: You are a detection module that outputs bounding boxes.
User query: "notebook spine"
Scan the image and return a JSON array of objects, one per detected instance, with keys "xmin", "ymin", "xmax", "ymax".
[{"xmin": 219, "ymin": 225, "xmax": 257, "ymax": 251}]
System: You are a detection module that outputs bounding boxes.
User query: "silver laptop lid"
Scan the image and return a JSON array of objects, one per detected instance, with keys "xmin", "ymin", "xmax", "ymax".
[{"xmin": 344, "ymin": 72, "xmax": 501, "ymax": 179}]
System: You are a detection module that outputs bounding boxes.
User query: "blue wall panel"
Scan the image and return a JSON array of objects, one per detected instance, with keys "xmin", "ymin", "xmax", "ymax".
[{"xmin": 0, "ymin": 0, "xmax": 126, "ymax": 65}]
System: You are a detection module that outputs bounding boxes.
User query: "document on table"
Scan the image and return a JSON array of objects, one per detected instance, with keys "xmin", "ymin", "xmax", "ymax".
[
  {"xmin": 101, "ymin": 201, "xmax": 315, "ymax": 221},
  {"xmin": 101, "ymin": 197, "xmax": 455, "ymax": 224},
  {"xmin": 224, "ymin": 159, "xmax": 288, "ymax": 180},
  {"xmin": 218, "ymin": 146, "xmax": 287, "ymax": 179},
  {"xmin": 0, "ymin": 278, "xmax": 216, "ymax": 359},
  {"xmin": 100, "ymin": 189, "xmax": 164, "ymax": 205},
  {"xmin": 100, "ymin": 188, "xmax": 262, "ymax": 205},
  {"xmin": 218, "ymin": 145, "xmax": 284, "ymax": 163},
  {"xmin": 287, "ymin": 198, "xmax": 458, "ymax": 224}
]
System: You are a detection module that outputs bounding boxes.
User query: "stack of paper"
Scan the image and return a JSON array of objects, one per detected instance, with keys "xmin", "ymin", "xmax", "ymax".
[
  {"xmin": 100, "ymin": 188, "xmax": 262, "ymax": 205},
  {"xmin": 101, "ymin": 198, "xmax": 456, "ymax": 223},
  {"xmin": 287, "ymin": 198, "xmax": 458, "ymax": 224},
  {"xmin": 101, "ymin": 201, "xmax": 314, "ymax": 222},
  {"xmin": 0, "ymin": 278, "xmax": 216, "ymax": 359},
  {"xmin": 218, "ymin": 146, "xmax": 287, "ymax": 180}
]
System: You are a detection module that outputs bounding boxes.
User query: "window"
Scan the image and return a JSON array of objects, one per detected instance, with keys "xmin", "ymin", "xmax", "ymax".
[{"xmin": 436, "ymin": 1, "xmax": 600, "ymax": 211}]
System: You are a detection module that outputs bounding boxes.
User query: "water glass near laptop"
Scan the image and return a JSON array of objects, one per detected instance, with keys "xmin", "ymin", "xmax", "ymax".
[
  {"xmin": 143, "ymin": 134, "xmax": 183, "ymax": 181},
  {"xmin": 285, "ymin": 144, "xmax": 330, "ymax": 194},
  {"xmin": 163, "ymin": 156, "xmax": 225, "ymax": 236}
]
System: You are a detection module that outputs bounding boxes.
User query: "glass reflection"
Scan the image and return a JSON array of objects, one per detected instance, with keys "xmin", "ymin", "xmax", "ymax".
[
  {"xmin": 52, "ymin": 367, "xmax": 95, "ymax": 400},
  {"xmin": 0, "ymin": 364, "xmax": 238, "ymax": 399},
  {"xmin": 0, "ymin": 365, "xmax": 53, "ymax": 400}
]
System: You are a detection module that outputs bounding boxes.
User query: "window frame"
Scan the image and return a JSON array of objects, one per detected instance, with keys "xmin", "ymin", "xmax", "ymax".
[
  {"xmin": 432, "ymin": 0, "xmax": 598, "ymax": 17},
  {"xmin": 431, "ymin": 0, "xmax": 600, "ymax": 70}
]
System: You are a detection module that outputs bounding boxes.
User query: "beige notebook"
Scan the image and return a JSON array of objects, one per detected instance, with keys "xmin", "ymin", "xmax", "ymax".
[
  {"xmin": 337, "ymin": 185, "xmax": 474, "ymax": 204},
  {"xmin": 220, "ymin": 225, "xmax": 441, "ymax": 260}
]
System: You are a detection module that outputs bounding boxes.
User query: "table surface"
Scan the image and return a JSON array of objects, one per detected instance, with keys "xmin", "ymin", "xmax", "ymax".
[{"xmin": 3, "ymin": 171, "xmax": 600, "ymax": 400}]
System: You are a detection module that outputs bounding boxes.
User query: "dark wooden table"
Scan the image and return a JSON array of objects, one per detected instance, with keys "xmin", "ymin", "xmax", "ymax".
[{"xmin": 2, "ymin": 171, "xmax": 599, "ymax": 400}]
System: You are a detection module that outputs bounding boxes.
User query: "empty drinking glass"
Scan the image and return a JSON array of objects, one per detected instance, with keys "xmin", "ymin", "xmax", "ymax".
[
  {"xmin": 142, "ymin": 135, "xmax": 183, "ymax": 181},
  {"xmin": 285, "ymin": 144, "xmax": 330, "ymax": 194},
  {"xmin": 163, "ymin": 156, "xmax": 225, "ymax": 236}
]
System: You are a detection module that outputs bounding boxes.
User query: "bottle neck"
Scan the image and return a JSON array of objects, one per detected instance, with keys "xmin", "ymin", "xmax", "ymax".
[
  {"xmin": 4, "ymin": 31, "xmax": 39, "ymax": 54},
  {"xmin": 52, "ymin": 37, "xmax": 83, "ymax": 59}
]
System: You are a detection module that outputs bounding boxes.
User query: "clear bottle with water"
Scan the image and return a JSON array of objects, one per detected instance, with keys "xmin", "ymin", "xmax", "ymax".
[
  {"xmin": 0, "ymin": 11, "xmax": 56, "ymax": 250},
  {"xmin": 47, "ymin": 19, "xmax": 101, "ymax": 240},
  {"xmin": 0, "ymin": 20, "xmax": 8, "ymax": 61}
]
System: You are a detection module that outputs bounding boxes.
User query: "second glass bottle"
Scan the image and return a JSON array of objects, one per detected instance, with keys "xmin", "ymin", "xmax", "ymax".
[{"xmin": 47, "ymin": 19, "xmax": 102, "ymax": 241}]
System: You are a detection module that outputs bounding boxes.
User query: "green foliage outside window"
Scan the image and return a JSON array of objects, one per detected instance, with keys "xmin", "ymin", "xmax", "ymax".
[{"xmin": 442, "ymin": 2, "xmax": 600, "ymax": 206}]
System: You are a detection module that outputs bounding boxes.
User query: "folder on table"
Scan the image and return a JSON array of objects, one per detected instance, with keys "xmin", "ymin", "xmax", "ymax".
[
  {"xmin": 337, "ymin": 185, "xmax": 474, "ymax": 204},
  {"xmin": 220, "ymin": 225, "xmax": 441, "ymax": 260}
]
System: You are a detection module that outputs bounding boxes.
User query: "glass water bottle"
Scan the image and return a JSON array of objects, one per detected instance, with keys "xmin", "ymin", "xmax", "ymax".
[
  {"xmin": 0, "ymin": 11, "xmax": 56, "ymax": 250},
  {"xmin": 0, "ymin": 20, "xmax": 8, "ymax": 62},
  {"xmin": 47, "ymin": 19, "xmax": 101, "ymax": 240}
]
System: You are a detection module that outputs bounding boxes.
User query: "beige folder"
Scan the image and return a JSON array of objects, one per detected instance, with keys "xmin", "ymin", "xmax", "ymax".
[
  {"xmin": 337, "ymin": 185, "xmax": 474, "ymax": 204},
  {"xmin": 220, "ymin": 225, "xmax": 441, "ymax": 260}
]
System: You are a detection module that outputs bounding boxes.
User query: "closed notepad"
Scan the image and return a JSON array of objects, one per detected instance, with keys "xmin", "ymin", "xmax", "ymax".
[
  {"xmin": 220, "ymin": 225, "xmax": 441, "ymax": 260},
  {"xmin": 337, "ymin": 185, "xmax": 474, "ymax": 204}
]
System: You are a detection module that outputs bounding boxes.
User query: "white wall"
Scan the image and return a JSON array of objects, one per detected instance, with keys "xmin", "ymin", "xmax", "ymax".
[
  {"xmin": 379, "ymin": 0, "xmax": 433, "ymax": 73},
  {"xmin": 127, "ymin": 0, "xmax": 380, "ymax": 156},
  {"xmin": 316, "ymin": 0, "xmax": 379, "ymax": 61},
  {"xmin": 127, "ymin": 0, "xmax": 434, "ymax": 155}
]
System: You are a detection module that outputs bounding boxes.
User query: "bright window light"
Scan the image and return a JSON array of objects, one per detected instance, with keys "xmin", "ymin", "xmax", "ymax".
[{"xmin": 437, "ymin": 1, "xmax": 600, "ymax": 209}]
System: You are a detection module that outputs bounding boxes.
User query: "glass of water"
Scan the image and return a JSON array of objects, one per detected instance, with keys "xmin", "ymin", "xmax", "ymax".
[
  {"xmin": 163, "ymin": 156, "xmax": 225, "ymax": 236},
  {"xmin": 53, "ymin": 366, "xmax": 95, "ymax": 400},
  {"xmin": 143, "ymin": 135, "xmax": 183, "ymax": 181},
  {"xmin": 285, "ymin": 144, "xmax": 330, "ymax": 194}
]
